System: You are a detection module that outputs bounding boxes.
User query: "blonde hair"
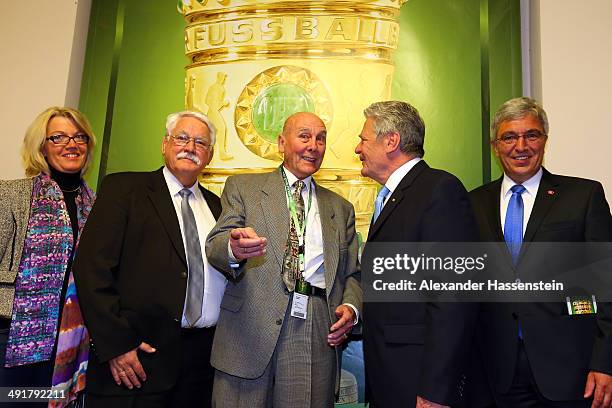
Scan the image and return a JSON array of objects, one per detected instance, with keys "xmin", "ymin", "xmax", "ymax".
[{"xmin": 21, "ymin": 107, "xmax": 97, "ymax": 177}]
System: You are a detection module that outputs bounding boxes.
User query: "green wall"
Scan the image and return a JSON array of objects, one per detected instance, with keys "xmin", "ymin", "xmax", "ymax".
[{"xmin": 81, "ymin": 0, "xmax": 522, "ymax": 191}]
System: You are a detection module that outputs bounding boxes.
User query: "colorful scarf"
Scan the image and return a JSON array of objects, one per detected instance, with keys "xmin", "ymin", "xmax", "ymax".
[{"xmin": 4, "ymin": 173, "xmax": 94, "ymax": 407}]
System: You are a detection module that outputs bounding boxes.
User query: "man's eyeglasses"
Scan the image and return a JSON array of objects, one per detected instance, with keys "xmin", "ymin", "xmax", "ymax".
[
  {"xmin": 496, "ymin": 130, "xmax": 546, "ymax": 145},
  {"xmin": 170, "ymin": 134, "xmax": 212, "ymax": 151},
  {"xmin": 46, "ymin": 134, "xmax": 90, "ymax": 145}
]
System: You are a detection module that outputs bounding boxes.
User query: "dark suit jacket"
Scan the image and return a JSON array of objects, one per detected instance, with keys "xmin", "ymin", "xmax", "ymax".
[
  {"xmin": 73, "ymin": 168, "xmax": 221, "ymax": 395},
  {"xmin": 470, "ymin": 168, "xmax": 612, "ymax": 401},
  {"xmin": 362, "ymin": 160, "xmax": 479, "ymax": 407}
]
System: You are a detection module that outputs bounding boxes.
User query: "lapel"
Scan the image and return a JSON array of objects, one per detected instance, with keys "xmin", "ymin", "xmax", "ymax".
[
  {"xmin": 260, "ymin": 170, "xmax": 290, "ymax": 268},
  {"xmin": 146, "ymin": 168, "xmax": 187, "ymax": 267},
  {"xmin": 483, "ymin": 178, "xmax": 505, "ymax": 242},
  {"xmin": 367, "ymin": 160, "xmax": 428, "ymax": 240},
  {"xmin": 317, "ymin": 185, "xmax": 338, "ymax": 294},
  {"xmin": 523, "ymin": 168, "xmax": 559, "ymax": 243},
  {"xmin": 198, "ymin": 184, "xmax": 221, "ymax": 220},
  {"xmin": 481, "ymin": 177, "xmax": 516, "ymax": 267}
]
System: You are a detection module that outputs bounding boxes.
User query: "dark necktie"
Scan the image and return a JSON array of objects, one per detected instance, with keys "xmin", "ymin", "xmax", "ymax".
[
  {"xmin": 282, "ymin": 180, "xmax": 305, "ymax": 292},
  {"xmin": 179, "ymin": 188, "xmax": 204, "ymax": 326},
  {"xmin": 504, "ymin": 184, "xmax": 526, "ymax": 265}
]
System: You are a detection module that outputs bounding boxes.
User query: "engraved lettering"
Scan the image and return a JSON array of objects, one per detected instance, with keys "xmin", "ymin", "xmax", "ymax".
[
  {"xmin": 233, "ymin": 21, "xmax": 254, "ymax": 43},
  {"xmin": 296, "ymin": 17, "xmax": 318, "ymax": 40},
  {"xmin": 261, "ymin": 18, "xmax": 283, "ymax": 41},
  {"xmin": 325, "ymin": 18, "xmax": 355, "ymax": 41},
  {"xmin": 357, "ymin": 19, "xmax": 375, "ymax": 42},
  {"xmin": 209, "ymin": 22, "xmax": 226, "ymax": 46}
]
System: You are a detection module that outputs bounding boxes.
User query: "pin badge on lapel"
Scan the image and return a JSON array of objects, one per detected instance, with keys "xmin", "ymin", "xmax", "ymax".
[{"xmin": 547, "ymin": 190, "xmax": 556, "ymax": 196}]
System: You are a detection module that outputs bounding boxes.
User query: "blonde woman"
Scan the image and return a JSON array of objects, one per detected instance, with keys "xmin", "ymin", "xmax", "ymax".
[{"xmin": 0, "ymin": 107, "xmax": 97, "ymax": 407}]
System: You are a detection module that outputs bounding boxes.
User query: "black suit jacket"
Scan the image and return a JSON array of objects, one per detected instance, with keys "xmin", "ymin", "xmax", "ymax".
[
  {"xmin": 73, "ymin": 168, "xmax": 221, "ymax": 395},
  {"xmin": 470, "ymin": 168, "xmax": 612, "ymax": 401},
  {"xmin": 362, "ymin": 160, "xmax": 479, "ymax": 407}
]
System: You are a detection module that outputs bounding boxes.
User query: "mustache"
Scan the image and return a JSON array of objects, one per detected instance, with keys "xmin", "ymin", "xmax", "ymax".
[{"xmin": 176, "ymin": 151, "xmax": 202, "ymax": 166}]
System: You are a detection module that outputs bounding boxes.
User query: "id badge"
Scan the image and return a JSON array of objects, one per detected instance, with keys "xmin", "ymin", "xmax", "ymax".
[
  {"xmin": 291, "ymin": 292, "xmax": 309, "ymax": 320},
  {"xmin": 566, "ymin": 295, "xmax": 597, "ymax": 315}
]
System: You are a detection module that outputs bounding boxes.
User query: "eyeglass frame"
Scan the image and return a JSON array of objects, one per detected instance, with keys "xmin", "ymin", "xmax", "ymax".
[
  {"xmin": 46, "ymin": 134, "xmax": 91, "ymax": 145},
  {"xmin": 168, "ymin": 133, "xmax": 213, "ymax": 151},
  {"xmin": 494, "ymin": 129, "xmax": 547, "ymax": 146}
]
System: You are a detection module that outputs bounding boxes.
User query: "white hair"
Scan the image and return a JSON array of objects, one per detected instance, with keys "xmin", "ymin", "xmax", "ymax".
[{"xmin": 165, "ymin": 110, "xmax": 217, "ymax": 146}]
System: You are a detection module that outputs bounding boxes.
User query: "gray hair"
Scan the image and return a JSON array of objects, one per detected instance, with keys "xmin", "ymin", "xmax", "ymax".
[
  {"xmin": 165, "ymin": 110, "xmax": 217, "ymax": 146},
  {"xmin": 491, "ymin": 97, "xmax": 549, "ymax": 139},
  {"xmin": 364, "ymin": 101, "xmax": 425, "ymax": 157}
]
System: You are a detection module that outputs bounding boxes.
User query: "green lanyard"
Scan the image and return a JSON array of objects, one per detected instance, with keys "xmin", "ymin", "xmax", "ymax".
[{"xmin": 280, "ymin": 166, "xmax": 313, "ymax": 248}]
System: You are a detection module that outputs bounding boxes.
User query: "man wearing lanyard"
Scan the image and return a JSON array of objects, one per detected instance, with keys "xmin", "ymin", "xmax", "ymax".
[{"xmin": 206, "ymin": 112, "xmax": 361, "ymax": 407}]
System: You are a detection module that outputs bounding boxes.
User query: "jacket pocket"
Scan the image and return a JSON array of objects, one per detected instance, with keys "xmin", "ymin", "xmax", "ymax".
[
  {"xmin": 0, "ymin": 270, "xmax": 18, "ymax": 284},
  {"xmin": 0, "ymin": 270, "xmax": 18, "ymax": 319},
  {"xmin": 220, "ymin": 293, "xmax": 244, "ymax": 313},
  {"xmin": 540, "ymin": 220, "xmax": 575, "ymax": 232},
  {"xmin": 383, "ymin": 324, "xmax": 425, "ymax": 344}
]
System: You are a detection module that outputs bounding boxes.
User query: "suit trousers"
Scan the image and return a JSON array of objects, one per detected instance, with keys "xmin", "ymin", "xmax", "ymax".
[
  {"xmin": 494, "ymin": 341, "xmax": 590, "ymax": 408},
  {"xmin": 86, "ymin": 326, "xmax": 215, "ymax": 408},
  {"xmin": 212, "ymin": 294, "xmax": 335, "ymax": 408}
]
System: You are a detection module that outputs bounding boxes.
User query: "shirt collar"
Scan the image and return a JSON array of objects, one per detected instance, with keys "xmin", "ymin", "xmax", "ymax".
[
  {"xmin": 281, "ymin": 166, "xmax": 313, "ymax": 192},
  {"xmin": 384, "ymin": 157, "xmax": 422, "ymax": 194},
  {"xmin": 163, "ymin": 166, "xmax": 199, "ymax": 196},
  {"xmin": 501, "ymin": 167, "xmax": 543, "ymax": 198}
]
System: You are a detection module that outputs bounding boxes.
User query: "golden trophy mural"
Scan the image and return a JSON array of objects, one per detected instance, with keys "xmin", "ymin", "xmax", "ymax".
[{"xmin": 179, "ymin": 0, "xmax": 407, "ymax": 237}]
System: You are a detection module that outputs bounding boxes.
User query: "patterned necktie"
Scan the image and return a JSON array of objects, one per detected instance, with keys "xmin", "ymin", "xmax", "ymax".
[
  {"xmin": 372, "ymin": 186, "xmax": 390, "ymax": 224},
  {"xmin": 179, "ymin": 188, "xmax": 205, "ymax": 326},
  {"xmin": 504, "ymin": 184, "xmax": 527, "ymax": 264},
  {"xmin": 282, "ymin": 180, "xmax": 305, "ymax": 292}
]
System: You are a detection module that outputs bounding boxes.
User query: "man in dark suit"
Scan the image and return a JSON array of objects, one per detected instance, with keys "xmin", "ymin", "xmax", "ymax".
[
  {"xmin": 356, "ymin": 101, "xmax": 479, "ymax": 408},
  {"xmin": 470, "ymin": 96, "xmax": 612, "ymax": 407},
  {"xmin": 74, "ymin": 111, "xmax": 225, "ymax": 407}
]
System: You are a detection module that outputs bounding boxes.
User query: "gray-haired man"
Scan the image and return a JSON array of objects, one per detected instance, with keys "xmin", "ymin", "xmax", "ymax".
[{"xmin": 75, "ymin": 111, "xmax": 225, "ymax": 407}]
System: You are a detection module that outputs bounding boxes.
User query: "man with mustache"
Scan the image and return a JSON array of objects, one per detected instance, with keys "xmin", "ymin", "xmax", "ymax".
[
  {"xmin": 74, "ymin": 111, "xmax": 225, "ymax": 407},
  {"xmin": 206, "ymin": 112, "xmax": 361, "ymax": 407}
]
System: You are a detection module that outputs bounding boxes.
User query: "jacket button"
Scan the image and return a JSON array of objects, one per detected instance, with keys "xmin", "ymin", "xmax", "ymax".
[
  {"xmin": 181, "ymin": 272, "xmax": 187, "ymax": 278},
  {"xmin": 276, "ymin": 319, "xmax": 282, "ymax": 325}
]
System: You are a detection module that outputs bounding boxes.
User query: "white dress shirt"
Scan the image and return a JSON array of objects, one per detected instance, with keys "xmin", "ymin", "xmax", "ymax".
[
  {"xmin": 163, "ymin": 167, "xmax": 227, "ymax": 328},
  {"xmin": 380, "ymin": 157, "xmax": 423, "ymax": 208},
  {"xmin": 499, "ymin": 168, "xmax": 543, "ymax": 236}
]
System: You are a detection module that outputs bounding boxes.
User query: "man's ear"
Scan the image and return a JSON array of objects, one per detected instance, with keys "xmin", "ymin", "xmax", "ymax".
[
  {"xmin": 491, "ymin": 140, "xmax": 500, "ymax": 157},
  {"xmin": 278, "ymin": 133, "xmax": 286, "ymax": 153},
  {"xmin": 206, "ymin": 147, "xmax": 214, "ymax": 166},
  {"xmin": 385, "ymin": 132, "xmax": 401, "ymax": 153},
  {"xmin": 161, "ymin": 137, "xmax": 168, "ymax": 154}
]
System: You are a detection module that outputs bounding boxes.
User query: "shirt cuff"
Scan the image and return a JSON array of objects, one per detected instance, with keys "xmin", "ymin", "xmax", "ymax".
[
  {"xmin": 227, "ymin": 240, "xmax": 240, "ymax": 269},
  {"xmin": 343, "ymin": 303, "xmax": 359, "ymax": 325}
]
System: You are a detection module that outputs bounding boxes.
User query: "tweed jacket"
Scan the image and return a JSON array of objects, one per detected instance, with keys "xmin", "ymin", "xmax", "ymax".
[
  {"xmin": 206, "ymin": 169, "xmax": 361, "ymax": 380},
  {"xmin": 0, "ymin": 178, "xmax": 34, "ymax": 319}
]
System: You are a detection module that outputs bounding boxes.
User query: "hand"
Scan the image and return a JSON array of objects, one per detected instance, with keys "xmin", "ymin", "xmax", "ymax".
[
  {"xmin": 584, "ymin": 371, "xmax": 612, "ymax": 408},
  {"xmin": 230, "ymin": 227, "xmax": 267, "ymax": 261},
  {"xmin": 327, "ymin": 305, "xmax": 355, "ymax": 347},
  {"xmin": 416, "ymin": 396, "xmax": 449, "ymax": 408},
  {"xmin": 109, "ymin": 342, "xmax": 156, "ymax": 389}
]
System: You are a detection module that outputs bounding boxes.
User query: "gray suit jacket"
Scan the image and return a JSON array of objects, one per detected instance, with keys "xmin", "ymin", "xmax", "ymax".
[
  {"xmin": 0, "ymin": 178, "xmax": 33, "ymax": 318},
  {"xmin": 205, "ymin": 169, "xmax": 361, "ymax": 380}
]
